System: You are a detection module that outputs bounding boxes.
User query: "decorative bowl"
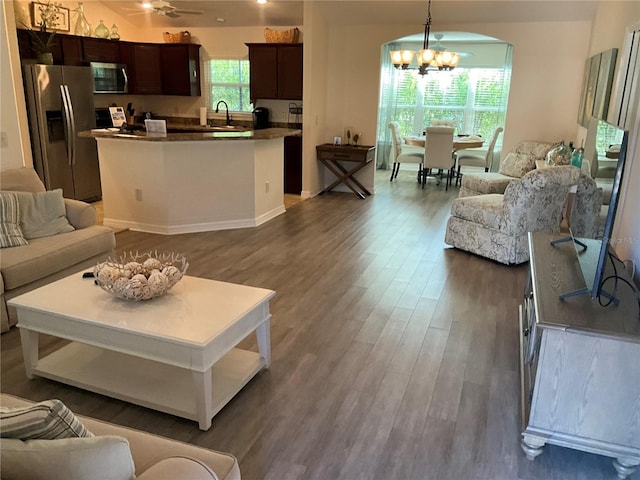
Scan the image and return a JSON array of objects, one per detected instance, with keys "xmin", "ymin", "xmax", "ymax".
[{"xmin": 94, "ymin": 251, "xmax": 188, "ymax": 301}]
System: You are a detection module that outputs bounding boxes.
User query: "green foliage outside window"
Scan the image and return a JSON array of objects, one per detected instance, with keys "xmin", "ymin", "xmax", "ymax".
[
  {"xmin": 392, "ymin": 68, "xmax": 507, "ymax": 141},
  {"xmin": 208, "ymin": 59, "xmax": 252, "ymax": 112},
  {"xmin": 596, "ymin": 122, "xmax": 624, "ymax": 157}
]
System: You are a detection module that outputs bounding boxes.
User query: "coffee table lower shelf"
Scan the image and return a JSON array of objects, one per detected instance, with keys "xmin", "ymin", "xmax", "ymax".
[{"xmin": 33, "ymin": 342, "xmax": 265, "ymax": 427}]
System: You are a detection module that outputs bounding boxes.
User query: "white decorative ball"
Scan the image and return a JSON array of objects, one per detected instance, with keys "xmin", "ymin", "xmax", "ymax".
[{"xmin": 143, "ymin": 258, "xmax": 163, "ymax": 271}]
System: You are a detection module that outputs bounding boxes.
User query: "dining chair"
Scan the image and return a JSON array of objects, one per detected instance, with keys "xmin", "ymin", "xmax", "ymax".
[
  {"xmin": 455, "ymin": 126, "xmax": 504, "ymax": 186},
  {"xmin": 431, "ymin": 119, "xmax": 456, "ymax": 128},
  {"xmin": 422, "ymin": 126, "xmax": 455, "ymax": 190},
  {"xmin": 388, "ymin": 122, "xmax": 424, "ymax": 181}
]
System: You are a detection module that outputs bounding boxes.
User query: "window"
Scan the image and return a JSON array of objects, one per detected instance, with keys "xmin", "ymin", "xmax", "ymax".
[
  {"xmin": 207, "ymin": 59, "xmax": 252, "ymax": 112},
  {"xmin": 393, "ymin": 68, "xmax": 507, "ymax": 139},
  {"xmin": 596, "ymin": 121, "xmax": 624, "ymax": 157}
]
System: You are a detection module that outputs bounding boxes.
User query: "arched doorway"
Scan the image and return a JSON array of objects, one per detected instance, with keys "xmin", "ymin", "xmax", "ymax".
[{"xmin": 376, "ymin": 32, "xmax": 513, "ymax": 176}]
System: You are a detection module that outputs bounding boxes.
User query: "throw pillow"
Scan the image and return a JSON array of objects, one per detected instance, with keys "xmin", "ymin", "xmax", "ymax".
[
  {"xmin": 0, "ymin": 191, "xmax": 28, "ymax": 248},
  {"xmin": 13, "ymin": 189, "xmax": 75, "ymax": 239},
  {"xmin": 499, "ymin": 152, "xmax": 536, "ymax": 178},
  {"xmin": 0, "ymin": 399, "xmax": 93, "ymax": 439},
  {"xmin": 0, "ymin": 435, "xmax": 135, "ymax": 480}
]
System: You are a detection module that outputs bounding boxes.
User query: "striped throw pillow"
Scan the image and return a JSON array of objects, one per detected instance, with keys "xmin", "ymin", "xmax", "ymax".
[
  {"xmin": 0, "ymin": 399, "xmax": 93, "ymax": 439},
  {"xmin": 0, "ymin": 191, "xmax": 28, "ymax": 248}
]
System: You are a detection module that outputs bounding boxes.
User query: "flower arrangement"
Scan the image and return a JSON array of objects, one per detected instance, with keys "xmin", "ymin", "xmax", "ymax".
[{"xmin": 26, "ymin": 1, "xmax": 63, "ymax": 54}]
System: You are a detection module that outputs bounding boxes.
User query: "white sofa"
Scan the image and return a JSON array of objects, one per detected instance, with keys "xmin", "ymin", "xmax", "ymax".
[
  {"xmin": 0, "ymin": 393, "xmax": 241, "ymax": 480},
  {"xmin": 0, "ymin": 167, "xmax": 115, "ymax": 333}
]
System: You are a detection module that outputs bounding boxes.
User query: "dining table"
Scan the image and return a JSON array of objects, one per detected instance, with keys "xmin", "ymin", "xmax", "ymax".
[
  {"xmin": 404, "ymin": 135, "xmax": 484, "ymax": 150},
  {"xmin": 405, "ymin": 135, "xmax": 485, "ymax": 188}
]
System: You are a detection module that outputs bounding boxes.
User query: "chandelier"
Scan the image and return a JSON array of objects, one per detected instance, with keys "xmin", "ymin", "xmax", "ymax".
[{"xmin": 389, "ymin": 0, "xmax": 460, "ymax": 74}]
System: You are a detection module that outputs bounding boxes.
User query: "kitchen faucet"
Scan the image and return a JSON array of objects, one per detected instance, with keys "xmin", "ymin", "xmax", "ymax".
[{"xmin": 215, "ymin": 100, "xmax": 231, "ymax": 125}]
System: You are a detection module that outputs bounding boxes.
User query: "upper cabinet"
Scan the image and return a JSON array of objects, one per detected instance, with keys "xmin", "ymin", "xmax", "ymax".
[
  {"xmin": 161, "ymin": 44, "xmax": 201, "ymax": 96},
  {"xmin": 82, "ymin": 38, "xmax": 121, "ymax": 63},
  {"xmin": 16, "ymin": 30, "xmax": 201, "ymax": 97},
  {"xmin": 246, "ymin": 43, "xmax": 303, "ymax": 101},
  {"xmin": 121, "ymin": 43, "xmax": 163, "ymax": 95}
]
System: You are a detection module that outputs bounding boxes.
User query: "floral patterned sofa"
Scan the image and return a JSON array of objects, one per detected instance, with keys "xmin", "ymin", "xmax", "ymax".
[
  {"xmin": 445, "ymin": 166, "xmax": 580, "ymax": 264},
  {"xmin": 458, "ymin": 140, "xmax": 553, "ymax": 198}
]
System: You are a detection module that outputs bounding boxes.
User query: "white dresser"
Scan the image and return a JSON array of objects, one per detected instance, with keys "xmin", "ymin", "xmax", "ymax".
[{"xmin": 520, "ymin": 232, "xmax": 640, "ymax": 479}]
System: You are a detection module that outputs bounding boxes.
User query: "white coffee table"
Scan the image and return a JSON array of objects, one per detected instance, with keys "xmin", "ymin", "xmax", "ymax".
[{"xmin": 8, "ymin": 273, "xmax": 275, "ymax": 430}]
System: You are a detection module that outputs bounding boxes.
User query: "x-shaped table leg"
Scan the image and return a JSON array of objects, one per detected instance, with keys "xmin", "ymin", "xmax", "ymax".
[{"xmin": 320, "ymin": 158, "xmax": 371, "ymax": 199}]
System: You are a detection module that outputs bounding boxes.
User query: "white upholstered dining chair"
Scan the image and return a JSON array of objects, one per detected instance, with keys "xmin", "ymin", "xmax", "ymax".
[
  {"xmin": 455, "ymin": 126, "xmax": 503, "ymax": 186},
  {"xmin": 422, "ymin": 126, "xmax": 455, "ymax": 190},
  {"xmin": 388, "ymin": 121, "xmax": 424, "ymax": 181}
]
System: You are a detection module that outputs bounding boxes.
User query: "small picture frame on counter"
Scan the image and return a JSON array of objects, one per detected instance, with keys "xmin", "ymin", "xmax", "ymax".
[
  {"xmin": 109, "ymin": 107, "xmax": 126, "ymax": 127},
  {"xmin": 333, "ymin": 136, "xmax": 342, "ymax": 146}
]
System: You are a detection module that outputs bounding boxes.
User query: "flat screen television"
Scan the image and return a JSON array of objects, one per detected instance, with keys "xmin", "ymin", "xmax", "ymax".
[{"xmin": 561, "ymin": 116, "xmax": 629, "ymax": 303}]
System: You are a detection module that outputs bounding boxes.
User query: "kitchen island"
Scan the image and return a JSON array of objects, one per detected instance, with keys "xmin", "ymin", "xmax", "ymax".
[{"xmin": 81, "ymin": 128, "xmax": 300, "ymax": 234}]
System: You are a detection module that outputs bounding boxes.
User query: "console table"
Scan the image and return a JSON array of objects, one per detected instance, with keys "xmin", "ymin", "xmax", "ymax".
[
  {"xmin": 316, "ymin": 144, "xmax": 375, "ymax": 199},
  {"xmin": 520, "ymin": 232, "xmax": 640, "ymax": 479}
]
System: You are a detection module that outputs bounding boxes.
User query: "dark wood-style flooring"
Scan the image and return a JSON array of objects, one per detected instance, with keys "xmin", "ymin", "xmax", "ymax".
[{"xmin": 1, "ymin": 170, "xmax": 625, "ymax": 479}]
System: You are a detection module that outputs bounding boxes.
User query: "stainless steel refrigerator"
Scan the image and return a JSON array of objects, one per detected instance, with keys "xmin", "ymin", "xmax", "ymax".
[{"xmin": 23, "ymin": 65, "xmax": 102, "ymax": 201}]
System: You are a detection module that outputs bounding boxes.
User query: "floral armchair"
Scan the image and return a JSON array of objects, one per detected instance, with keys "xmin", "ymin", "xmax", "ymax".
[
  {"xmin": 459, "ymin": 140, "xmax": 553, "ymax": 198},
  {"xmin": 445, "ymin": 166, "xmax": 580, "ymax": 264}
]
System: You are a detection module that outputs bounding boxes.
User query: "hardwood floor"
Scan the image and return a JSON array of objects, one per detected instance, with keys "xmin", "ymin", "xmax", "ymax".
[{"xmin": 1, "ymin": 170, "xmax": 623, "ymax": 479}]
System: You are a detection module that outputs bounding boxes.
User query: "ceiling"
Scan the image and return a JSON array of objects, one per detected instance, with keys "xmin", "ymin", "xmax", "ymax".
[
  {"xmin": 102, "ymin": 1, "xmax": 600, "ymax": 29},
  {"xmin": 103, "ymin": 1, "xmax": 304, "ymax": 28}
]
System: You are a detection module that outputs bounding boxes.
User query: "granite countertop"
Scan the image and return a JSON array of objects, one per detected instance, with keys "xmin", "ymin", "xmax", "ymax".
[{"xmin": 80, "ymin": 127, "xmax": 301, "ymax": 142}]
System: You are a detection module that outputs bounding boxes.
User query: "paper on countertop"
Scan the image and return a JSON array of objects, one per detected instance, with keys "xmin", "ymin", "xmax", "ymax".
[
  {"xmin": 91, "ymin": 128, "xmax": 120, "ymax": 133},
  {"xmin": 145, "ymin": 119, "xmax": 167, "ymax": 134}
]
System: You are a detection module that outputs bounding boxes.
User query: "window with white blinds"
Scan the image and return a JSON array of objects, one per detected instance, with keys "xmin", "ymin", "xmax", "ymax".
[
  {"xmin": 392, "ymin": 68, "xmax": 507, "ymax": 140},
  {"xmin": 207, "ymin": 59, "xmax": 252, "ymax": 112}
]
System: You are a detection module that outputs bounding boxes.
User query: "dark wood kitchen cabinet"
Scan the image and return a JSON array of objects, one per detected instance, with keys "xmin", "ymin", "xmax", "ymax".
[
  {"xmin": 284, "ymin": 135, "xmax": 302, "ymax": 194},
  {"xmin": 16, "ymin": 29, "xmax": 63, "ymax": 64},
  {"xmin": 278, "ymin": 45, "xmax": 303, "ymax": 99},
  {"xmin": 161, "ymin": 44, "xmax": 201, "ymax": 96},
  {"xmin": 60, "ymin": 36, "xmax": 83, "ymax": 65},
  {"xmin": 82, "ymin": 37, "xmax": 121, "ymax": 63},
  {"xmin": 122, "ymin": 43, "xmax": 162, "ymax": 95},
  {"xmin": 246, "ymin": 43, "xmax": 303, "ymax": 101},
  {"xmin": 16, "ymin": 30, "xmax": 201, "ymax": 97}
]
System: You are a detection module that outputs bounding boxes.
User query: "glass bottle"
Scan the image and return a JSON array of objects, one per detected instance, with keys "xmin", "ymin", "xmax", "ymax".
[
  {"xmin": 109, "ymin": 24, "xmax": 120, "ymax": 40},
  {"xmin": 95, "ymin": 20, "xmax": 109, "ymax": 39},
  {"xmin": 545, "ymin": 140, "xmax": 572, "ymax": 166},
  {"xmin": 73, "ymin": 2, "xmax": 91, "ymax": 37},
  {"xmin": 571, "ymin": 147, "xmax": 584, "ymax": 169}
]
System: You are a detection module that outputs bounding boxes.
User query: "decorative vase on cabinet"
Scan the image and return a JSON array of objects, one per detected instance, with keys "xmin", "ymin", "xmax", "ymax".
[
  {"xmin": 36, "ymin": 52, "xmax": 54, "ymax": 65},
  {"xmin": 95, "ymin": 20, "xmax": 109, "ymax": 39},
  {"xmin": 109, "ymin": 24, "xmax": 120, "ymax": 40},
  {"xmin": 73, "ymin": 3, "xmax": 91, "ymax": 37}
]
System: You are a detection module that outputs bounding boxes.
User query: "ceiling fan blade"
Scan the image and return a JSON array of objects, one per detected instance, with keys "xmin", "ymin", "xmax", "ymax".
[{"xmin": 165, "ymin": 11, "xmax": 180, "ymax": 18}]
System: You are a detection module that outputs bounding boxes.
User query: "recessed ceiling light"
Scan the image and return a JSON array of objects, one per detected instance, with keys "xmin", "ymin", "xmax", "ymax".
[
  {"xmin": 141, "ymin": 1, "xmax": 153, "ymax": 9},
  {"xmin": 257, "ymin": 0, "xmax": 267, "ymax": 4},
  {"xmin": 216, "ymin": 17, "xmax": 225, "ymax": 23}
]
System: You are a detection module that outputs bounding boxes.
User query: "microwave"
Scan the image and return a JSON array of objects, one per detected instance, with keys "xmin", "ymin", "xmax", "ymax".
[{"xmin": 91, "ymin": 62, "xmax": 128, "ymax": 94}]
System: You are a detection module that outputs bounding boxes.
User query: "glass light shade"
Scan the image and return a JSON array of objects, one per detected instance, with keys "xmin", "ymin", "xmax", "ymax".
[
  {"xmin": 435, "ymin": 51, "xmax": 460, "ymax": 70},
  {"xmin": 389, "ymin": 50, "xmax": 415, "ymax": 69},
  {"xmin": 417, "ymin": 49, "xmax": 435, "ymax": 67}
]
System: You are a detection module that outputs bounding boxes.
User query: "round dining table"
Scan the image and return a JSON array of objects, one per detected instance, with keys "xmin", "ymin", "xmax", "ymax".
[{"xmin": 404, "ymin": 135, "xmax": 484, "ymax": 150}]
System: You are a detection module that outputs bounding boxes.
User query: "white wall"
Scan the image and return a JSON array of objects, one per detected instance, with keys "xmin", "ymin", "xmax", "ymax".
[
  {"xmin": 302, "ymin": 15, "xmax": 592, "ymax": 194},
  {"xmin": 301, "ymin": 2, "xmax": 329, "ymax": 199},
  {"xmin": 585, "ymin": 2, "xmax": 640, "ymax": 275},
  {"xmin": 1, "ymin": 0, "xmax": 31, "ymax": 171}
]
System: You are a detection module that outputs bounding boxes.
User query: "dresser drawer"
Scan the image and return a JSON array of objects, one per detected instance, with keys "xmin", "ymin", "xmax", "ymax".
[{"xmin": 316, "ymin": 144, "xmax": 375, "ymax": 163}]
